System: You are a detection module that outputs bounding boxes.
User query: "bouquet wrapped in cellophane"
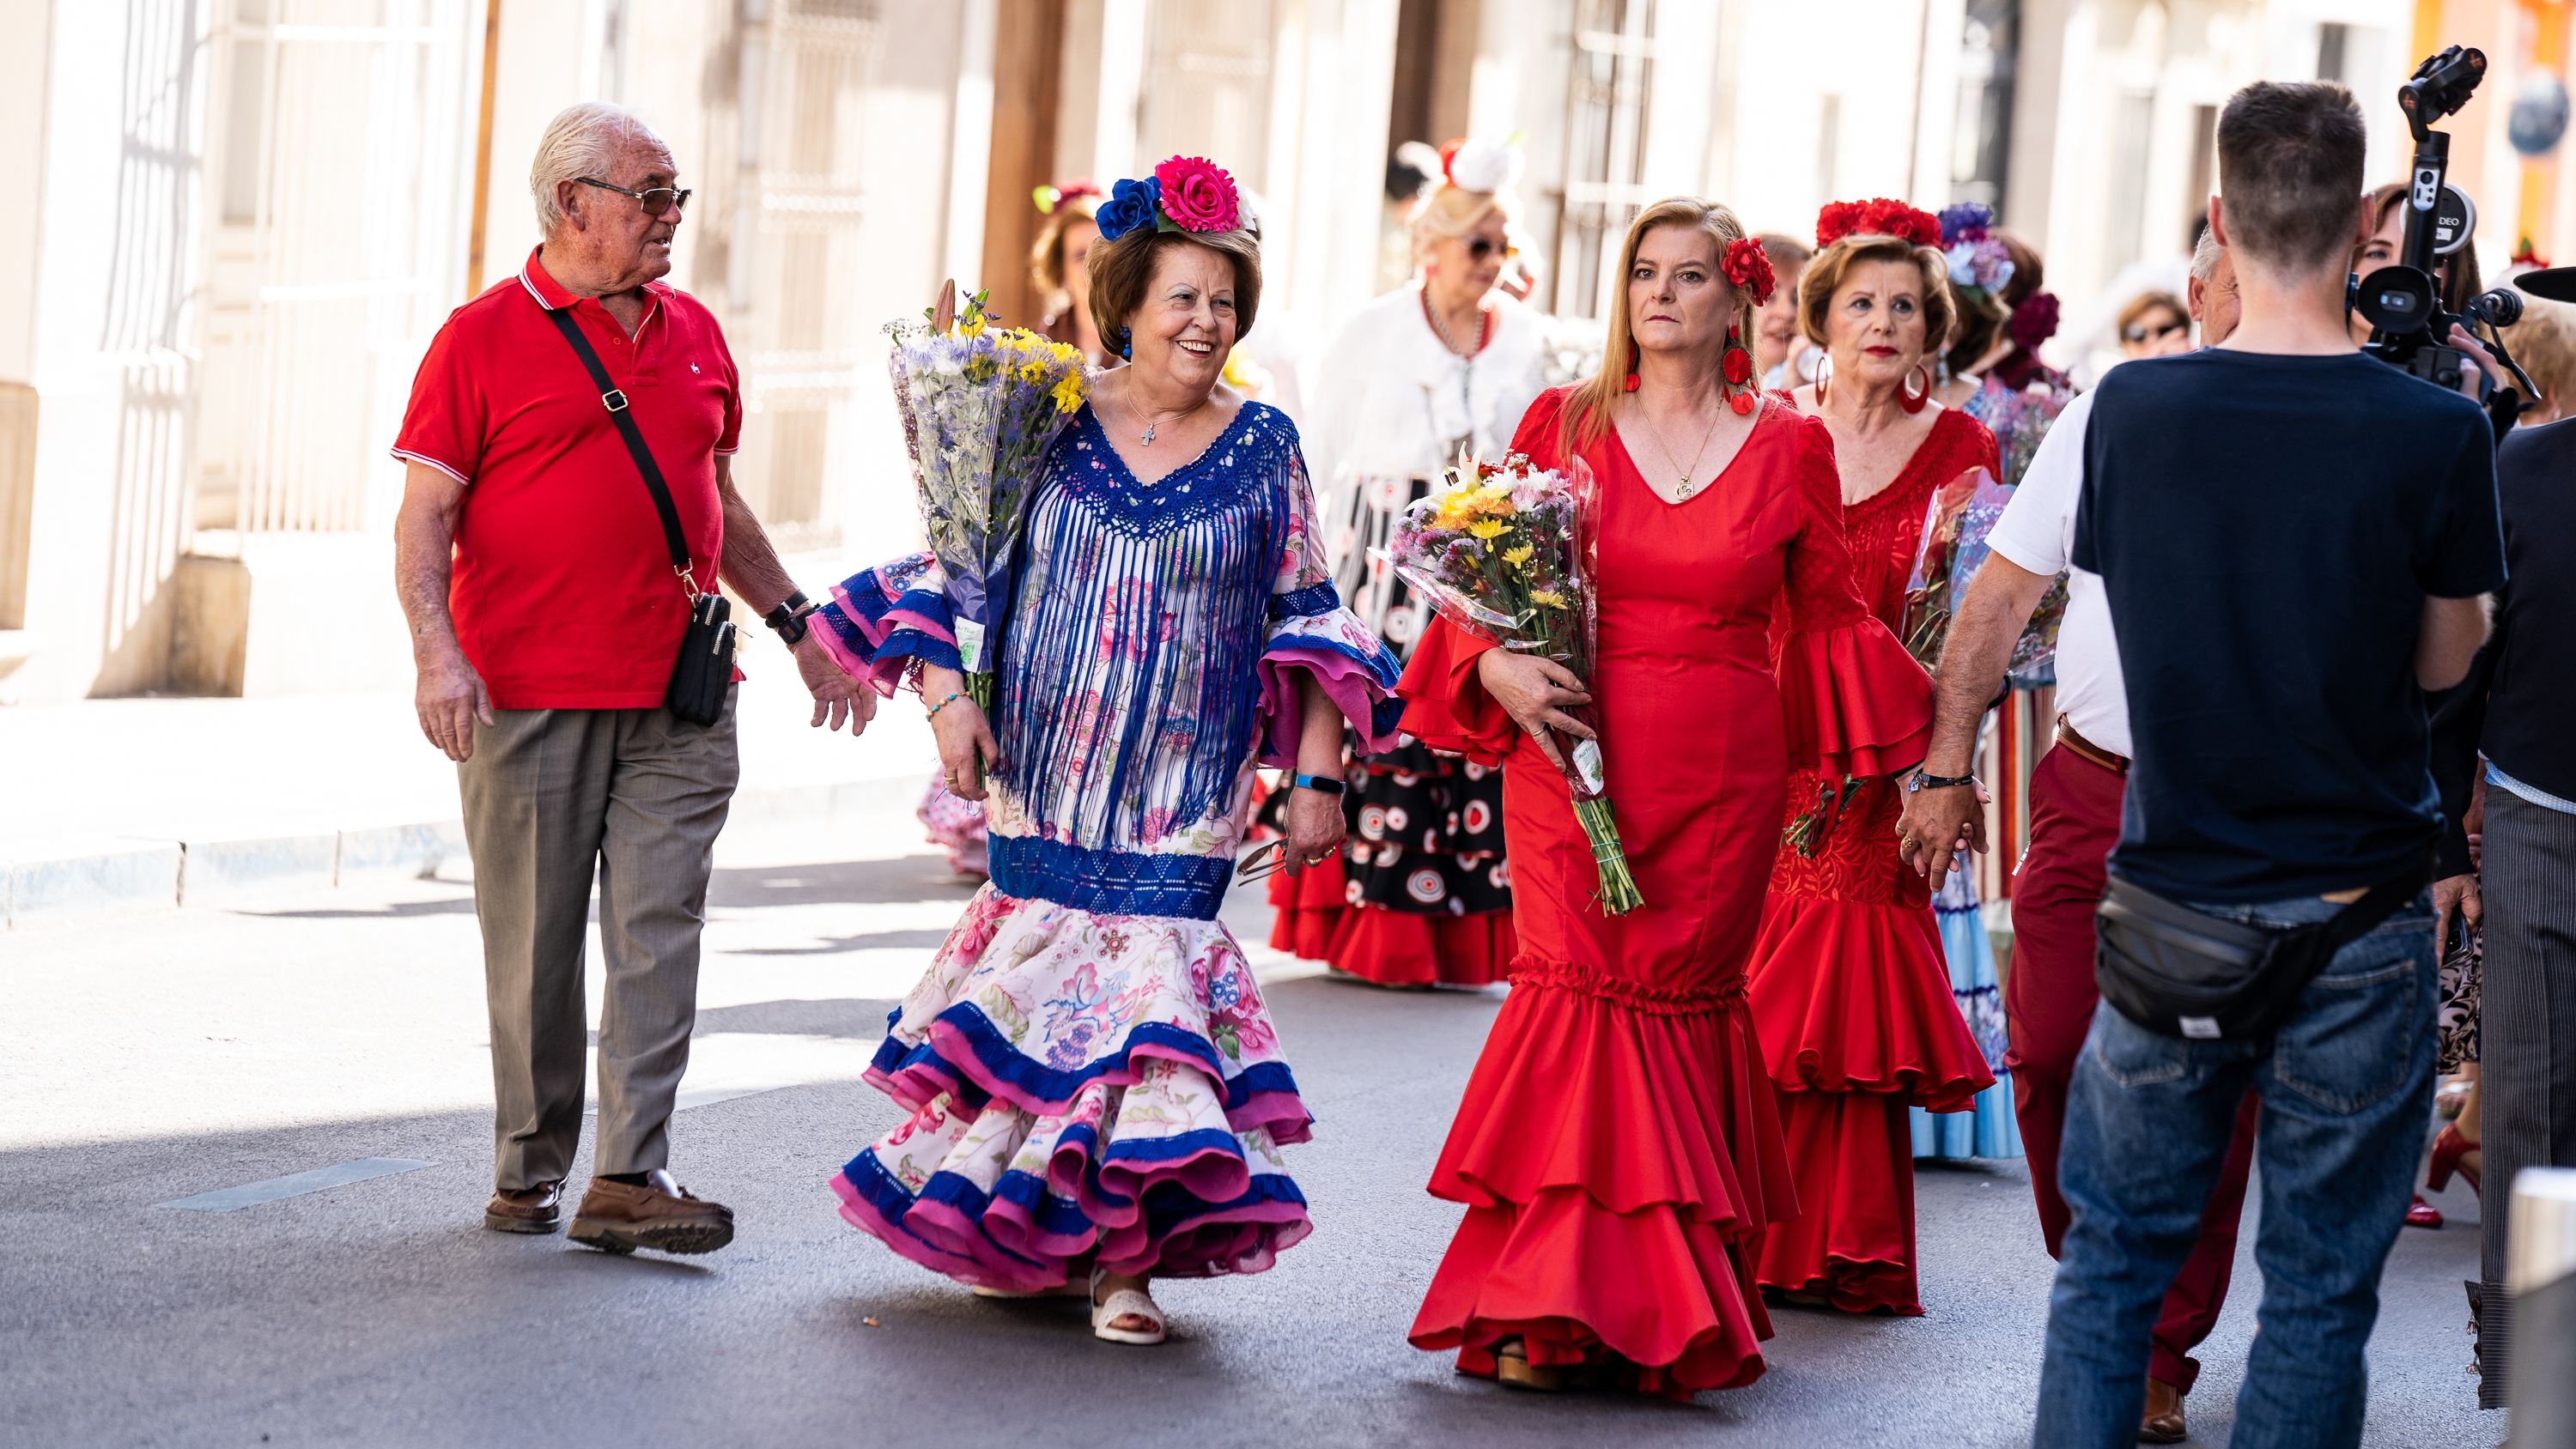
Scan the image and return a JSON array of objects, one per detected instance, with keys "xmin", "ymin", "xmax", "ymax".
[
  {"xmin": 1376, "ymin": 453, "xmax": 1643, "ymax": 914},
  {"xmin": 886, "ymin": 282, "xmax": 1091, "ymax": 709},
  {"xmin": 1901, "ymin": 466, "xmax": 2065, "ymax": 675}
]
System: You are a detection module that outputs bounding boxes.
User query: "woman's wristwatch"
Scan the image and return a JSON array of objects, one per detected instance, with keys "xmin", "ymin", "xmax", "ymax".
[
  {"xmin": 764, "ymin": 590, "xmax": 821, "ymax": 645},
  {"xmin": 1291, "ymin": 773, "xmax": 1346, "ymax": 795}
]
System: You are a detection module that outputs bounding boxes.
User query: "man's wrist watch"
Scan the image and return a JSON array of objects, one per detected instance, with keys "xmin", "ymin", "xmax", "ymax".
[
  {"xmin": 764, "ymin": 590, "xmax": 818, "ymax": 646},
  {"xmin": 1906, "ymin": 769, "xmax": 1978, "ymax": 793}
]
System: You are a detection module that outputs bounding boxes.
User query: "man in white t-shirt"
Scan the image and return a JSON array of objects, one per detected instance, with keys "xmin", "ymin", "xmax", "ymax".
[{"xmin": 1893, "ymin": 230, "xmax": 2245, "ymax": 1446}]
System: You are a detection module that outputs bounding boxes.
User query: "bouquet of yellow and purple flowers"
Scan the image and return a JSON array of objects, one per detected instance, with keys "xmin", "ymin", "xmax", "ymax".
[
  {"xmin": 1379, "ymin": 453, "xmax": 1642, "ymax": 914},
  {"xmin": 887, "ymin": 282, "xmax": 1091, "ymax": 709}
]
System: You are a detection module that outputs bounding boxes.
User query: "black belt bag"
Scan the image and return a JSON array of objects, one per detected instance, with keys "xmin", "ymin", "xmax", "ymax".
[
  {"xmin": 544, "ymin": 307, "xmax": 734, "ymax": 727},
  {"xmin": 2093, "ymin": 859, "xmax": 2430, "ymax": 1040}
]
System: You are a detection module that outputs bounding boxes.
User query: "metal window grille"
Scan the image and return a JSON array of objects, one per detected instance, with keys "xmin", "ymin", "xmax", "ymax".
[
  {"xmin": 1549, "ymin": 0, "xmax": 1655, "ymax": 322},
  {"xmin": 720, "ymin": 0, "xmax": 881, "ymax": 546},
  {"xmin": 210, "ymin": 1, "xmax": 477, "ymax": 538}
]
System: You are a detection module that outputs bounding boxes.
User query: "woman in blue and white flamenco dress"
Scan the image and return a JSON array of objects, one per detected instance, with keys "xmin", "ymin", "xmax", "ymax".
[{"xmin": 808, "ymin": 159, "xmax": 1400, "ymax": 1344}]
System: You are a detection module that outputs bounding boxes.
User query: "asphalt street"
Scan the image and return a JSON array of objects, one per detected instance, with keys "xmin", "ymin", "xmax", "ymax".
[{"xmin": 0, "ymin": 809, "xmax": 2494, "ymax": 1448}]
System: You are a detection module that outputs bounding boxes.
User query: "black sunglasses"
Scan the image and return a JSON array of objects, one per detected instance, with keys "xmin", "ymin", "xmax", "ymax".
[
  {"xmin": 2123, "ymin": 319, "xmax": 2187, "ymax": 344},
  {"xmin": 1463, "ymin": 236, "xmax": 1520, "ymax": 261},
  {"xmin": 578, "ymin": 177, "xmax": 693, "ymax": 216}
]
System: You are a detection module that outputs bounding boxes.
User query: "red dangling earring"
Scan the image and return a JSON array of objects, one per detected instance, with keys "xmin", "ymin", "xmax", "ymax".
[
  {"xmin": 1722, "ymin": 325, "xmax": 1756, "ymax": 415},
  {"xmin": 1624, "ymin": 340, "xmax": 1641, "ymax": 392},
  {"xmin": 1899, "ymin": 362, "xmax": 1932, "ymax": 415}
]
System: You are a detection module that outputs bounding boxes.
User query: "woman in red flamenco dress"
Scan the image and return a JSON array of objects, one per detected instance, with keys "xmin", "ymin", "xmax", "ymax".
[
  {"xmin": 1747, "ymin": 201, "xmax": 2000, "ymax": 1317},
  {"xmin": 1397, "ymin": 199, "xmax": 1935, "ymax": 1395}
]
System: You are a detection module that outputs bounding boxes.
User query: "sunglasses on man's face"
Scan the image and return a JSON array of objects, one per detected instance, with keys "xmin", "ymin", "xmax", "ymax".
[
  {"xmin": 578, "ymin": 177, "xmax": 693, "ymax": 217},
  {"xmin": 2123, "ymin": 319, "xmax": 2188, "ymax": 344}
]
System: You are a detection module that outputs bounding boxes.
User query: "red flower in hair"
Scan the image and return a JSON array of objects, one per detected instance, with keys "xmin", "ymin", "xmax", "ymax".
[
  {"xmin": 1815, "ymin": 197, "xmax": 1941, "ymax": 249},
  {"xmin": 1722, "ymin": 236, "xmax": 1777, "ymax": 306},
  {"xmin": 2009, "ymin": 291, "xmax": 2062, "ymax": 352}
]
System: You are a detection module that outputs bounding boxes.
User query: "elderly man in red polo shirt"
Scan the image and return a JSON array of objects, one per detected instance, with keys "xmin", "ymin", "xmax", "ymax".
[{"xmin": 391, "ymin": 101, "xmax": 866, "ymax": 1256}]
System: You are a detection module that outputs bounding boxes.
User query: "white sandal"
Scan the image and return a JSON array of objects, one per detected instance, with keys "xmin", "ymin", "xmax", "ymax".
[{"xmin": 1089, "ymin": 1271, "xmax": 1167, "ymax": 1345}]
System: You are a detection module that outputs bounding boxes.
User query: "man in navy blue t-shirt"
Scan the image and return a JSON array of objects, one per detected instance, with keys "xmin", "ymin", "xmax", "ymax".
[{"xmin": 2032, "ymin": 81, "xmax": 2503, "ymax": 1448}]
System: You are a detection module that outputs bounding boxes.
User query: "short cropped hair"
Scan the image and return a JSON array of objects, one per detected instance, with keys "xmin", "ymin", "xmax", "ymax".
[
  {"xmin": 2216, "ymin": 81, "xmax": 2366, "ymax": 273},
  {"xmin": 530, "ymin": 102, "xmax": 666, "ymax": 235},
  {"xmin": 1087, "ymin": 227, "xmax": 1263, "ymax": 356},
  {"xmin": 1799, "ymin": 234, "xmax": 1956, "ymax": 355},
  {"xmin": 2190, "ymin": 224, "xmax": 2225, "ymax": 282}
]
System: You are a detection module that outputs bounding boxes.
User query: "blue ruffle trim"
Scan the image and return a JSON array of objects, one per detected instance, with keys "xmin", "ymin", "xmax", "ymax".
[
  {"xmin": 1269, "ymin": 581, "xmax": 1344, "ymax": 621},
  {"xmin": 841, "ymin": 1146, "xmax": 1308, "ymax": 1264},
  {"xmin": 823, "ymin": 562, "xmax": 965, "ymax": 674},
  {"xmin": 878, "ymin": 999, "xmax": 1303, "ymax": 1119},
  {"xmin": 987, "ymin": 835, "xmax": 1234, "ymax": 920},
  {"xmin": 1264, "ymin": 629, "xmax": 1404, "ymax": 689}
]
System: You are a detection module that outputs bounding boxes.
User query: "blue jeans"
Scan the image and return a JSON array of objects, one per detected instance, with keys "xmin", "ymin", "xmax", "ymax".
[{"xmin": 2031, "ymin": 892, "xmax": 2436, "ymax": 1448}]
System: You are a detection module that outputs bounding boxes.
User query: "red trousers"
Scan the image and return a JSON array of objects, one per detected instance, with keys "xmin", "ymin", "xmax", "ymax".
[{"xmin": 2006, "ymin": 743, "xmax": 2260, "ymax": 1394}]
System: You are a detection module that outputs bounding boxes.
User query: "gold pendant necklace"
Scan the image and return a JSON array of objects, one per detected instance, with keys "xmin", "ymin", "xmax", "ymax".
[{"xmin": 1642, "ymin": 394, "xmax": 1725, "ymax": 501}]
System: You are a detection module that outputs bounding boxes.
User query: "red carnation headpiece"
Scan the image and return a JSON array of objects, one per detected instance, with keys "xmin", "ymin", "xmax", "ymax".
[
  {"xmin": 1722, "ymin": 236, "xmax": 1776, "ymax": 306},
  {"xmin": 1815, "ymin": 197, "xmax": 1941, "ymax": 250}
]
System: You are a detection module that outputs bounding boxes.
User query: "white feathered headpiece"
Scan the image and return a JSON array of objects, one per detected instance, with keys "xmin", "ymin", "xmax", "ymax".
[{"xmin": 1440, "ymin": 137, "xmax": 1524, "ymax": 196}]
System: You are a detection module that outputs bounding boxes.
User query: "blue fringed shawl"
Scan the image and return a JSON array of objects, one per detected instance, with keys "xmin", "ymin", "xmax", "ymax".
[{"xmin": 995, "ymin": 404, "xmax": 1288, "ymax": 850}]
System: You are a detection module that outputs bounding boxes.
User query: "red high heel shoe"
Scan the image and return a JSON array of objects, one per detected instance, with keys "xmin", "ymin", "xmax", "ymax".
[
  {"xmin": 2406, "ymin": 1193, "xmax": 2444, "ymax": 1228},
  {"xmin": 2427, "ymin": 1123, "xmax": 2482, "ymax": 1194}
]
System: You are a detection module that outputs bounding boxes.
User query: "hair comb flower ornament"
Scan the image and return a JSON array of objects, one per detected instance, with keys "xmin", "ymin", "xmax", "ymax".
[
  {"xmin": 1437, "ymin": 136, "xmax": 1526, "ymax": 195},
  {"xmin": 1815, "ymin": 197, "xmax": 1943, "ymax": 250},
  {"xmin": 1031, "ymin": 178, "xmax": 1103, "ymax": 215},
  {"xmin": 2009, "ymin": 291, "xmax": 2062, "ymax": 352},
  {"xmin": 1094, "ymin": 157, "xmax": 1244, "ymax": 243},
  {"xmin": 1722, "ymin": 236, "xmax": 1777, "ymax": 306},
  {"xmin": 1935, "ymin": 202, "xmax": 2016, "ymax": 299}
]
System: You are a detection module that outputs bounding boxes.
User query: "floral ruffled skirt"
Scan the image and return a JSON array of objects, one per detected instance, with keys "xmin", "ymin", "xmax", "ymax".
[{"xmin": 832, "ymin": 885, "xmax": 1314, "ymax": 1290}]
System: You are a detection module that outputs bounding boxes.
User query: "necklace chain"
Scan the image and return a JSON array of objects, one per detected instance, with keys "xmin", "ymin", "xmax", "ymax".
[
  {"xmin": 1637, "ymin": 393, "xmax": 1727, "ymax": 500},
  {"xmin": 1422, "ymin": 293, "xmax": 1492, "ymax": 447},
  {"xmin": 1122, "ymin": 384, "xmax": 1205, "ymax": 449}
]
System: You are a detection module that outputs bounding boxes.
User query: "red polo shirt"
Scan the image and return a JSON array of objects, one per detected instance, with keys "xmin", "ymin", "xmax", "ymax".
[{"xmin": 393, "ymin": 249, "xmax": 742, "ymax": 708}]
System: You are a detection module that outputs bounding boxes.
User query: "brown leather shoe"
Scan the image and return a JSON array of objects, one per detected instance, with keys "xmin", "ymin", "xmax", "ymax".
[
  {"xmin": 2140, "ymin": 1377, "xmax": 2187, "ymax": 1443},
  {"xmin": 484, "ymin": 1180, "xmax": 563, "ymax": 1234},
  {"xmin": 568, "ymin": 1173, "xmax": 735, "ymax": 1256}
]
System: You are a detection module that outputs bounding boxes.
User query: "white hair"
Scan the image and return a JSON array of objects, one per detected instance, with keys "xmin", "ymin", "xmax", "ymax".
[
  {"xmin": 530, "ymin": 102, "xmax": 668, "ymax": 234},
  {"xmin": 2190, "ymin": 221, "xmax": 2225, "ymax": 282}
]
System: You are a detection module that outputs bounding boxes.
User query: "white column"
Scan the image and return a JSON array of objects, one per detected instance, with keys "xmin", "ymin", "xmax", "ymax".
[
  {"xmin": 942, "ymin": 0, "xmax": 999, "ymax": 294},
  {"xmin": 1093, "ymin": 0, "xmax": 1146, "ymax": 185}
]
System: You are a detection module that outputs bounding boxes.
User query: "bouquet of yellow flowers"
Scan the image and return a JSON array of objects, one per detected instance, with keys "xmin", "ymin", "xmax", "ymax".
[
  {"xmin": 1379, "ymin": 453, "xmax": 1642, "ymax": 914},
  {"xmin": 887, "ymin": 282, "xmax": 1091, "ymax": 708}
]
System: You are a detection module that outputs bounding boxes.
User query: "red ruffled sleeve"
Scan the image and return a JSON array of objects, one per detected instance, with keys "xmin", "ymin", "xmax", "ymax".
[
  {"xmin": 1394, "ymin": 615, "xmax": 1515, "ymax": 763},
  {"xmin": 1773, "ymin": 413, "xmax": 1933, "ymax": 777}
]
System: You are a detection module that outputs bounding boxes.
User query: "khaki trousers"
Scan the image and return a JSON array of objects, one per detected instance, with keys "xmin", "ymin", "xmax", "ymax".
[{"xmin": 459, "ymin": 688, "xmax": 738, "ymax": 1188}]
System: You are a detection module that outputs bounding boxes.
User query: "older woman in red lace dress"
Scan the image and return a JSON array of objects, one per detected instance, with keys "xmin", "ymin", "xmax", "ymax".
[
  {"xmin": 1747, "ymin": 199, "xmax": 1999, "ymax": 1317},
  {"xmin": 1395, "ymin": 198, "xmax": 1935, "ymax": 1396}
]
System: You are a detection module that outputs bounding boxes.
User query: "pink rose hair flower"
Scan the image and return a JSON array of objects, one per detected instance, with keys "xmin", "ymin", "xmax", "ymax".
[{"xmin": 1151, "ymin": 155, "xmax": 1242, "ymax": 233}]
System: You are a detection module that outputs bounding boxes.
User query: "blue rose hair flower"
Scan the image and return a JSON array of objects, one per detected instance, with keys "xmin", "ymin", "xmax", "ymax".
[
  {"xmin": 1096, "ymin": 175, "xmax": 1163, "ymax": 243},
  {"xmin": 1937, "ymin": 201, "xmax": 1995, "ymax": 246}
]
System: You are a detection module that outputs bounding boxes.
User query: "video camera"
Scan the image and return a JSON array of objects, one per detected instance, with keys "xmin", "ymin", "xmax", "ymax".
[{"xmin": 2352, "ymin": 46, "xmax": 2537, "ymax": 417}]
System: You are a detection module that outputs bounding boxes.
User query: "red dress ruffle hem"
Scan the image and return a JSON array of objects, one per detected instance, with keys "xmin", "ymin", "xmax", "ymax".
[
  {"xmin": 1400, "ymin": 390, "xmax": 1933, "ymax": 1397},
  {"xmin": 1263, "ymin": 850, "xmax": 1520, "ymax": 986},
  {"xmin": 1747, "ymin": 404, "xmax": 2000, "ymax": 1316}
]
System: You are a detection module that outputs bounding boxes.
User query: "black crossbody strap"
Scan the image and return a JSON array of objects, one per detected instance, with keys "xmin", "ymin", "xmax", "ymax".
[{"xmin": 543, "ymin": 306, "xmax": 698, "ymax": 596}]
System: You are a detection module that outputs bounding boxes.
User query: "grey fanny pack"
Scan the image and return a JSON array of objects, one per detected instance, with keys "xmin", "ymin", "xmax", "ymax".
[{"xmin": 2093, "ymin": 859, "xmax": 2429, "ymax": 1040}]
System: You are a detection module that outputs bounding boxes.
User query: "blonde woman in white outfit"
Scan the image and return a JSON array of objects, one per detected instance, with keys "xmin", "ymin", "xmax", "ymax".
[{"xmin": 1268, "ymin": 139, "xmax": 1552, "ymax": 990}]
